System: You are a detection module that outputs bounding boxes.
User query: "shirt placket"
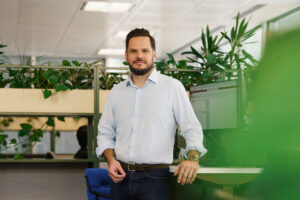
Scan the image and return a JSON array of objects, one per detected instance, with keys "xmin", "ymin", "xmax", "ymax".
[{"xmin": 128, "ymin": 87, "xmax": 142, "ymax": 163}]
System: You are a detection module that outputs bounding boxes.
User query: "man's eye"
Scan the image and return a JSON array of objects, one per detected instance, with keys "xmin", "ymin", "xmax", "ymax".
[
  {"xmin": 130, "ymin": 50, "xmax": 137, "ymax": 53},
  {"xmin": 142, "ymin": 49, "xmax": 150, "ymax": 53}
]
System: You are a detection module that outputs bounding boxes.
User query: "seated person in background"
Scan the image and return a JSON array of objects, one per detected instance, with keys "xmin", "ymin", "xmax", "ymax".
[{"xmin": 74, "ymin": 125, "xmax": 88, "ymax": 159}]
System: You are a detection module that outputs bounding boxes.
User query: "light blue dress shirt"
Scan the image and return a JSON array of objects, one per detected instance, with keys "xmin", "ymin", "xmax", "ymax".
[{"xmin": 96, "ymin": 68, "xmax": 207, "ymax": 164}]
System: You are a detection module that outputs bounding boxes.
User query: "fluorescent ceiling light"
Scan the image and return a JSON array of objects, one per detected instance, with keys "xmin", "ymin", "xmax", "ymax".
[
  {"xmin": 98, "ymin": 48, "xmax": 125, "ymax": 56},
  {"xmin": 82, "ymin": 1, "xmax": 133, "ymax": 13}
]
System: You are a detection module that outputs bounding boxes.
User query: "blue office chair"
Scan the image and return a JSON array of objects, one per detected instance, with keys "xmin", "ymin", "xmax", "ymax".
[{"xmin": 85, "ymin": 168, "xmax": 111, "ymax": 200}]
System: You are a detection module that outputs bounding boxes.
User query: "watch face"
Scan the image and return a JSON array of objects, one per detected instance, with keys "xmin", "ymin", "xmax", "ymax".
[{"xmin": 188, "ymin": 154, "xmax": 199, "ymax": 161}]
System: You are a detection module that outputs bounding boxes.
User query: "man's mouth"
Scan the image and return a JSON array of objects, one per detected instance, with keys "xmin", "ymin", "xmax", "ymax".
[{"xmin": 134, "ymin": 60, "xmax": 145, "ymax": 64}]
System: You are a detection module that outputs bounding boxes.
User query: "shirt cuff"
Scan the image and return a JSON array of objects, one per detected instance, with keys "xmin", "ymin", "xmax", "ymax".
[{"xmin": 183, "ymin": 146, "xmax": 207, "ymax": 159}]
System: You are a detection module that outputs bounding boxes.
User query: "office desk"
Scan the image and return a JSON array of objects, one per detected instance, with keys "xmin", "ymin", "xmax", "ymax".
[{"xmin": 169, "ymin": 165, "xmax": 262, "ymax": 199}]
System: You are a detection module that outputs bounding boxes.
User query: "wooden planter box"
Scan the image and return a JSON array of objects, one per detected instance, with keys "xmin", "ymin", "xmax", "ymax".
[{"xmin": 0, "ymin": 88, "xmax": 110, "ymax": 116}]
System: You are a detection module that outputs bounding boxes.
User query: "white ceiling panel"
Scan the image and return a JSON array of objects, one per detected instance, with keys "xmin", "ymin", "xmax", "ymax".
[
  {"xmin": 0, "ymin": 0, "xmax": 19, "ymax": 18},
  {"xmin": 137, "ymin": 1, "xmax": 194, "ymax": 15},
  {"xmin": 72, "ymin": 12, "xmax": 126, "ymax": 27},
  {"xmin": 0, "ymin": 0, "xmax": 19, "ymax": 41},
  {"xmin": 100, "ymin": 36, "xmax": 125, "ymax": 47},
  {"xmin": 0, "ymin": 0, "xmax": 299, "ymax": 60},
  {"xmin": 201, "ymin": 0, "xmax": 251, "ymax": 6}
]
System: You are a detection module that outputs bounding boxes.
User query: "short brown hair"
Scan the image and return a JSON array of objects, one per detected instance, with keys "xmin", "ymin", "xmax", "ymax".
[
  {"xmin": 126, "ymin": 28, "xmax": 156, "ymax": 50},
  {"xmin": 76, "ymin": 125, "xmax": 87, "ymax": 148}
]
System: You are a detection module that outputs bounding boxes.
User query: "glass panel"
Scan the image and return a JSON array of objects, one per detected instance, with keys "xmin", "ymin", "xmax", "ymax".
[
  {"xmin": 55, "ymin": 131, "xmax": 79, "ymax": 154},
  {"xmin": 269, "ymin": 9, "xmax": 300, "ymax": 32},
  {"xmin": 243, "ymin": 27, "xmax": 262, "ymax": 61}
]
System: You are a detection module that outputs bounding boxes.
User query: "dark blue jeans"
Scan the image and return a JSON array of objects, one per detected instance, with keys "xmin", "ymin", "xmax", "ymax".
[{"xmin": 110, "ymin": 168, "xmax": 170, "ymax": 200}]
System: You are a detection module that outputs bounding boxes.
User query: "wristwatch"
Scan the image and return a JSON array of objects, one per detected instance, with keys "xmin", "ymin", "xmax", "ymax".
[{"xmin": 187, "ymin": 154, "xmax": 199, "ymax": 162}]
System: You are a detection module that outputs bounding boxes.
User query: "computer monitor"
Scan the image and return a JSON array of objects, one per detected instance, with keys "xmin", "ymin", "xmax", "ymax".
[{"xmin": 190, "ymin": 77, "xmax": 246, "ymax": 130}]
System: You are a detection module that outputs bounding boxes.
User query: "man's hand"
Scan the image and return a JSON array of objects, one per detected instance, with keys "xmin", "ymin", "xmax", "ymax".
[
  {"xmin": 174, "ymin": 160, "xmax": 199, "ymax": 185},
  {"xmin": 108, "ymin": 159, "xmax": 126, "ymax": 183},
  {"xmin": 103, "ymin": 149, "xmax": 126, "ymax": 183}
]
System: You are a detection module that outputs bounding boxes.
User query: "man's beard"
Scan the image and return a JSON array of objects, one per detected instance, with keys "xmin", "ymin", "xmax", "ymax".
[{"xmin": 129, "ymin": 60, "xmax": 154, "ymax": 76}]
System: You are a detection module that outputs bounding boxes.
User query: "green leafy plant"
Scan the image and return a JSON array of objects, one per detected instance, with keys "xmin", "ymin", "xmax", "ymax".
[
  {"xmin": 99, "ymin": 71, "xmax": 125, "ymax": 90},
  {"xmin": 0, "ymin": 43, "xmax": 7, "ymax": 65},
  {"xmin": 0, "ymin": 117, "xmax": 57, "ymax": 159},
  {"xmin": 0, "ymin": 52, "xmax": 124, "ymax": 157},
  {"xmin": 181, "ymin": 25, "xmax": 226, "ymax": 83},
  {"xmin": 3, "ymin": 47, "xmax": 45, "ymax": 88},
  {"xmin": 156, "ymin": 26, "xmax": 226, "ymax": 88},
  {"xmin": 42, "ymin": 60, "xmax": 95, "ymax": 99},
  {"xmin": 156, "ymin": 54, "xmax": 203, "ymax": 90},
  {"xmin": 221, "ymin": 13, "xmax": 259, "ymax": 79},
  {"xmin": 0, "ymin": 72, "xmax": 9, "ymax": 88},
  {"xmin": 0, "ymin": 117, "xmax": 14, "ymax": 157},
  {"xmin": 60, "ymin": 59, "xmax": 93, "ymax": 89},
  {"xmin": 160, "ymin": 13, "xmax": 259, "ymax": 87}
]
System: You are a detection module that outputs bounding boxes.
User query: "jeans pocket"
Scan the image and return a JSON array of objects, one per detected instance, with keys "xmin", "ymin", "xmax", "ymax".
[{"xmin": 143, "ymin": 169, "xmax": 170, "ymax": 179}]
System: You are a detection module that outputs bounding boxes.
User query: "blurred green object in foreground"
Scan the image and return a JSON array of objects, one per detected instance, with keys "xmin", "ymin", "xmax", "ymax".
[{"xmin": 244, "ymin": 27, "xmax": 300, "ymax": 199}]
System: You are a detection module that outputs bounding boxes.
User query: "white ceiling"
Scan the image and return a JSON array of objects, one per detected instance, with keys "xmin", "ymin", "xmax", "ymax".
[{"xmin": 0, "ymin": 0, "xmax": 299, "ymax": 60}]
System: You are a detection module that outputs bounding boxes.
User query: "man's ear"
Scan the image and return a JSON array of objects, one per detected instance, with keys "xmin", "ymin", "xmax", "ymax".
[
  {"xmin": 125, "ymin": 50, "xmax": 128, "ymax": 62},
  {"xmin": 153, "ymin": 50, "xmax": 157, "ymax": 61}
]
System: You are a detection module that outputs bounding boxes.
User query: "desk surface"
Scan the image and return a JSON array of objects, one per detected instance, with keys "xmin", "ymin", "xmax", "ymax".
[
  {"xmin": 169, "ymin": 165, "xmax": 263, "ymax": 174},
  {"xmin": 169, "ymin": 165, "xmax": 263, "ymax": 185}
]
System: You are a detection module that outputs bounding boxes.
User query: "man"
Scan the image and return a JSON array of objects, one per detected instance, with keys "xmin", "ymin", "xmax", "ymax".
[{"xmin": 96, "ymin": 28, "xmax": 207, "ymax": 200}]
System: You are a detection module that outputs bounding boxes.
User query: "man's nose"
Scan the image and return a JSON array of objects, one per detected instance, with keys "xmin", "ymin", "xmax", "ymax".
[{"xmin": 137, "ymin": 51, "xmax": 143, "ymax": 58}]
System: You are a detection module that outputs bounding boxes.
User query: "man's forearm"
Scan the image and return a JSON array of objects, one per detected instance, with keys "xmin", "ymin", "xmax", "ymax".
[{"xmin": 103, "ymin": 148, "xmax": 116, "ymax": 164}]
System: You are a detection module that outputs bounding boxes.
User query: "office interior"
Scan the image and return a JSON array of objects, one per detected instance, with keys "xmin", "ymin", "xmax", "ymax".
[{"xmin": 0, "ymin": 0, "xmax": 300, "ymax": 199}]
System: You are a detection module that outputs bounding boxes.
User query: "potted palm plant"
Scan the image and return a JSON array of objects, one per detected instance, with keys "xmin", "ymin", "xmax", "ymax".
[{"xmin": 182, "ymin": 13, "xmax": 259, "ymax": 81}]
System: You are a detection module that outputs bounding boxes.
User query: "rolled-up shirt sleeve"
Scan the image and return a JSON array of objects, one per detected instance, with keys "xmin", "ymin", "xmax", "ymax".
[
  {"xmin": 96, "ymin": 88, "xmax": 116, "ymax": 158},
  {"xmin": 172, "ymin": 79, "xmax": 207, "ymax": 158}
]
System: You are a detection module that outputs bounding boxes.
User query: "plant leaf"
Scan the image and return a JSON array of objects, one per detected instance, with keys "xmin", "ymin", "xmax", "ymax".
[
  {"xmin": 48, "ymin": 72, "xmax": 59, "ymax": 84},
  {"xmin": 190, "ymin": 46, "xmax": 204, "ymax": 59},
  {"xmin": 207, "ymin": 54, "xmax": 217, "ymax": 65},
  {"xmin": 20, "ymin": 123, "xmax": 32, "ymax": 130},
  {"xmin": 46, "ymin": 117, "xmax": 55, "ymax": 127},
  {"xmin": 181, "ymin": 51, "xmax": 192, "ymax": 55},
  {"xmin": 33, "ymin": 129, "xmax": 43, "ymax": 137},
  {"xmin": 201, "ymin": 29, "xmax": 207, "ymax": 50},
  {"xmin": 57, "ymin": 116, "xmax": 65, "ymax": 122},
  {"xmin": 10, "ymin": 138, "xmax": 17, "ymax": 144},
  {"xmin": 72, "ymin": 60, "xmax": 80, "ymax": 66},
  {"xmin": 221, "ymin": 32, "xmax": 231, "ymax": 43},
  {"xmin": 62, "ymin": 60, "xmax": 71, "ymax": 66},
  {"xmin": 167, "ymin": 53, "xmax": 176, "ymax": 65},
  {"xmin": 206, "ymin": 26, "xmax": 211, "ymax": 50},
  {"xmin": 18, "ymin": 129, "xmax": 29, "ymax": 137},
  {"xmin": 231, "ymin": 27, "xmax": 236, "ymax": 44},
  {"xmin": 55, "ymin": 83, "xmax": 68, "ymax": 92},
  {"xmin": 43, "ymin": 69, "xmax": 54, "ymax": 79},
  {"xmin": 186, "ymin": 57, "xmax": 202, "ymax": 65},
  {"xmin": 56, "ymin": 131, "xmax": 61, "ymax": 137},
  {"xmin": 0, "ymin": 134, "xmax": 8, "ymax": 143},
  {"xmin": 43, "ymin": 89, "xmax": 52, "ymax": 99},
  {"xmin": 235, "ymin": 13, "xmax": 240, "ymax": 33}
]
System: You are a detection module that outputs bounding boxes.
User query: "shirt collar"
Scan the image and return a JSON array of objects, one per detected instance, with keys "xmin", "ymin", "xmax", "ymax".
[
  {"xmin": 148, "ymin": 68, "xmax": 159, "ymax": 84},
  {"xmin": 126, "ymin": 68, "xmax": 159, "ymax": 87}
]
